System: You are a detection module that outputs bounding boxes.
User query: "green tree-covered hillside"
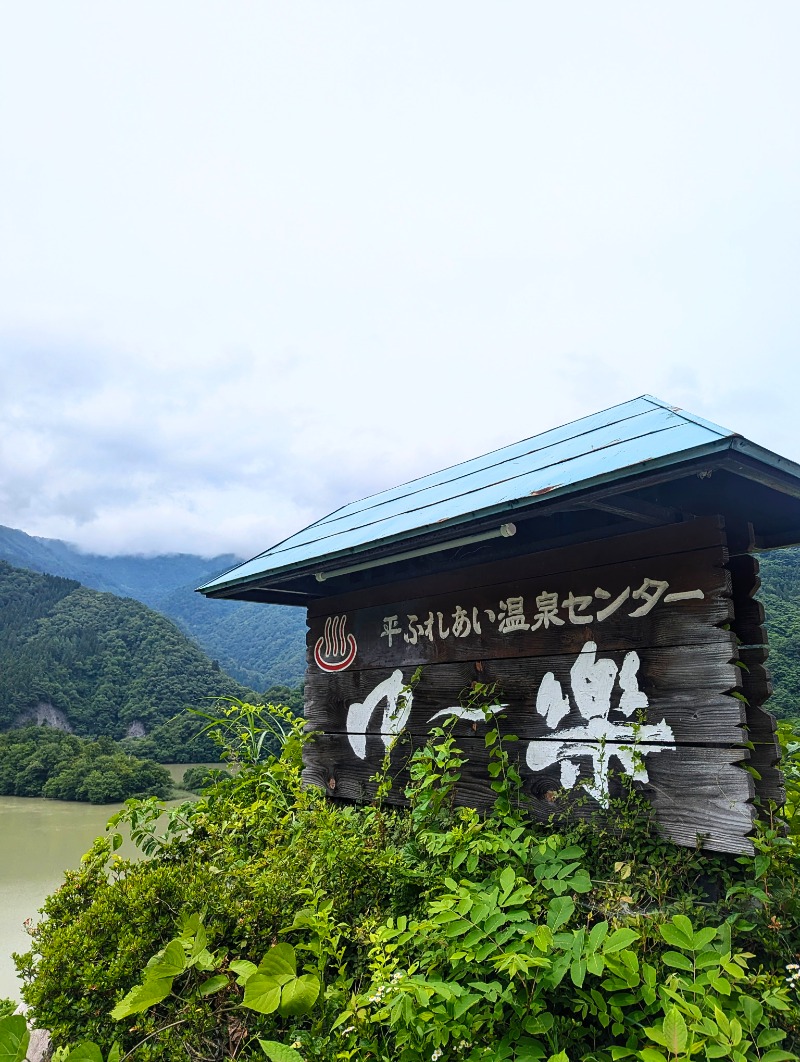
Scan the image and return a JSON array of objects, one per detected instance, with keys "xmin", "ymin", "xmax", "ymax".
[
  {"xmin": 758, "ymin": 546, "xmax": 800, "ymax": 719},
  {"xmin": 0, "ymin": 727, "xmax": 172, "ymax": 803},
  {"xmin": 0, "ymin": 525, "xmax": 307, "ymax": 689},
  {"xmin": 0, "ymin": 561, "xmax": 258, "ymax": 751}
]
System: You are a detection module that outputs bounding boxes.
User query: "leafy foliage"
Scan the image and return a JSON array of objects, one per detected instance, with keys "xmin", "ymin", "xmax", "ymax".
[
  {"xmin": 757, "ymin": 547, "xmax": 800, "ymax": 721},
  {"xmin": 0, "ymin": 727, "xmax": 172, "ymax": 803},
  {"xmin": 12, "ymin": 698, "xmax": 800, "ymax": 1062}
]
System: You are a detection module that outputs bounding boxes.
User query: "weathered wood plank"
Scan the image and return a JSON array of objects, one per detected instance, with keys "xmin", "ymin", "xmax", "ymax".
[
  {"xmin": 308, "ymin": 549, "xmax": 732, "ymax": 672},
  {"xmin": 309, "ymin": 516, "xmax": 728, "ymax": 619},
  {"xmin": 304, "ymin": 644, "xmax": 744, "ymax": 747},
  {"xmin": 302, "ymin": 733, "xmax": 755, "ymax": 854},
  {"xmin": 302, "ymin": 518, "xmax": 769, "ymax": 854}
]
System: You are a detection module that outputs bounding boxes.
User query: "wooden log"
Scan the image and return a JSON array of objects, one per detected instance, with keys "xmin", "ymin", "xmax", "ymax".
[{"xmin": 727, "ymin": 552, "xmax": 784, "ymax": 807}]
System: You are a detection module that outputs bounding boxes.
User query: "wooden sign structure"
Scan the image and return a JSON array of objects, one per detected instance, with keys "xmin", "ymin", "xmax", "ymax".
[
  {"xmin": 304, "ymin": 517, "xmax": 778, "ymax": 854},
  {"xmin": 197, "ymin": 396, "xmax": 797, "ymax": 856}
]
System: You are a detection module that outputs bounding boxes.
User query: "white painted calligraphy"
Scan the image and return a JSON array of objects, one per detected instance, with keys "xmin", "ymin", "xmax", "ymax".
[
  {"xmin": 346, "ymin": 670, "xmax": 413, "ymax": 759},
  {"xmin": 525, "ymin": 642, "xmax": 675, "ymax": 807}
]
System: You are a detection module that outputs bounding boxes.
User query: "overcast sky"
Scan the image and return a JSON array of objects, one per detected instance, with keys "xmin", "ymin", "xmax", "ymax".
[{"xmin": 1, "ymin": 3, "xmax": 798, "ymax": 559}]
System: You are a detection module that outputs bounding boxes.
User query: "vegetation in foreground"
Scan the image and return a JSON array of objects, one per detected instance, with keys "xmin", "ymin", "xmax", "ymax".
[
  {"xmin": 0, "ymin": 726, "xmax": 172, "ymax": 803},
  {"xmin": 4, "ymin": 701, "xmax": 800, "ymax": 1062}
]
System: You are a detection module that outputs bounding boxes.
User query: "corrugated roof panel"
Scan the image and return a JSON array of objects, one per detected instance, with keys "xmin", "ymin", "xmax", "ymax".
[
  {"xmin": 199, "ymin": 397, "xmax": 738, "ymax": 592},
  {"xmin": 312, "ymin": 395, "xmax": 662, "ymax": 529},
  {"xmin": 271, "ymin": 405, "xmax": 690, "ymax": 556}
]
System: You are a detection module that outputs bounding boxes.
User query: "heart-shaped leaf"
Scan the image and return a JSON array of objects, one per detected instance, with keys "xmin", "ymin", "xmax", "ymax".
[
  {"xmin": 257, "ymin": 944, "xmax": 296, "ymax": 985},
  {"xmin": 145, "ymin": 940, "xmax": 185, "ymax": 980},
  {"xmin": 243, "ymin": 975, "xmax": 282, "ymax": 1015},
  {"xmin": 279, "ymin": 974, "xmax": 321, "ymax": 1016},
  {"xmin": 65, "ymin": 1044, "xmax": 103, "ymax": 1062},
  {"xmin": 257, "ymin": 1041, "xmax": 304, "ymax": 1062},
  {"xmin": 0, "ymin": 1016, "xmax": 29, "ymax": 1062},
  {"xmin": 110, "ymin": 976, "xmax": 173, "ymax": 1019}
]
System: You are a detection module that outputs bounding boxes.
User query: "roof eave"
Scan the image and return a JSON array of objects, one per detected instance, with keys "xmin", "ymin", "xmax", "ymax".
[{"xmin": 198, "ymin": 435, "xmax": 747, "ymax": 598}]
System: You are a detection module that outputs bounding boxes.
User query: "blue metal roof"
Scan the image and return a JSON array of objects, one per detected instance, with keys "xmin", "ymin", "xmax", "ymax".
[{"xmin": 198, "ymin": 395, "xmax": 799, "ymax": 595}]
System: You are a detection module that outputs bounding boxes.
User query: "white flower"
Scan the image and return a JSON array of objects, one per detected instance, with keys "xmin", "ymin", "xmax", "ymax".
[{"xmin": 432, "ymin": 1051, "xmax": 443, "ymax": 1061}]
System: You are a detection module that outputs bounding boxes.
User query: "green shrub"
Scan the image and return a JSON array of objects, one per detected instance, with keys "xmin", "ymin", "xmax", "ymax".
[{"xmin": 13, "ymin": 704, "xmax": 800, "ymax": 1061}]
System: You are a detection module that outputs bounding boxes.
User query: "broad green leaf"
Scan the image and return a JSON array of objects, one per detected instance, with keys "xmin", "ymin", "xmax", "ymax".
[
  {"xmin": 639, "ymin": 1048, "xmax": 667, "ymax": 1062},
  {"xmin": 278, "ymin": 974, "xmax": 320, "ymax": 1016},
  {"xmin": 515, "ymin": 1044, "xmax": 546, "ymax": 1062},
  {"xmin": 670, "ymin": 914, "xmax": 694, "ymax": 942},
  {"xmin": 708, "ymin": 975, "xmax": 731, "ymax": 995},
  {"xmin": 196, "ymin": 974, "xmax": 228, "ymax": 997},
  {"xmin": 662, "ymin": 1007, "xmax": 688, "ymax": 1055},
  {"xmin": 547, "ymin": 896, "xmax": 574, "ymax": 931},
  {"xmin": 442, "ymin": 918, "xmax": 475, "ymax": 937},
  {"xmin": 110, "ymin": 976, "xmax": 173, "ymax": 1019},
  {"xmin": 257, "ymin": 1041, "xmax": 304, "ymax": 1062},
  {"xmin": 193, "ymin": 948, "xmax": 217, "ymax": 973},
  {"xmin": 588, "ymin": 921, "xmax": 608, "ymax": 951},
  {"xmin": 546, "ymin": 1052, "xmax": 569, "ymax": 1062},
  {"xmin": 661, "ymin": 950, "xmax": 693, "ymax": 971},
  {"xmin": 452, "ymin": 993, "xmax": 482, "ymax": 1021},
  {"xmin": 692, "ymin": 927, "xmax": 717, "ymax": 950},
  {"xmin": 257, "ymin": 944, "xmax": 297, "ymax": 985},
  {"xmin": 243, "ymin": 975, "xmax": 282, "ymax": 1015},
  {"xmin": 586, "ymin": 953, "xmax": 604, "ymax": 976},
  {"xmin": 179, "ymin": 912, "xmax": 202, "ymax": 938},
  {"xmin": 756, "ymin": 1030, "xmax": 786, "ymax": 1048},
  {"xmin": 534, "ymin": 925, "xmax": 553, "ymax": 952},
  {"xmin": 185, "ymin": 923, "xmax": 207, "ymax": 964},
  {"xmin": 695, "ymin": 949, "xmax": 723, "ymax": 969},
  {"xmin": 106, "ymin": 1045, "xmax": 121, "ymax": 1062},
  {"xmin": 644, "ymin": 1025, "xmax": 668, "ymax": 1048},
  {"xmin": 570, "ymin": 958, "xmax": 586, "ymax": 987},
  {"xmin": 145, "ymin": 940, "xmax": 186, "ymax": 980},
  {"xmin": 603, "ymin": 928, "xmax": 638, "ymax": 954},
  {"xmin": 0, "ymin": 1016, "xmax": 29, "ymax": 1062},
  {"xmin": 713, "ymin": 1005, "xmax": 731, "ymax": 1037},
  {"xmin": 499, "ymin": 866, "xmax": 516, "ymax": 896},
  {"xmin": 524, "ymin": 1012, "xmax": 554, "ymax": 1035},
  {"xmin": 64, "ymin": 1045, "xmax": 103, "ymax": 1062},
  {"xmin": 570, "ymin": 870, "xmax": 593, "ymax": 893},
  {"xmin": 761, "ymin": 1052, "xmax": 798, "ymax": 1062},
  {"xmin": 729, "ymin": 1017, "xmax": 743, "ymax": 1046},
  {"xmin": 739, "ymin": 996, "xmax": 764, "ymax": 1030},
  {"xmin": 230, "ymin": 959, "xmax": 258, "ymax": 985},
  {"xmin": 658, "ymin": 923, "xmax": 693, "ymax": 950}
]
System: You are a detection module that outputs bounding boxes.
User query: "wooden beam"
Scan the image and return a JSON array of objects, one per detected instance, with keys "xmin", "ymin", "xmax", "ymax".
[{"xmin": 573, "ymin": 493, "xmax": 687, "ymax": 526}]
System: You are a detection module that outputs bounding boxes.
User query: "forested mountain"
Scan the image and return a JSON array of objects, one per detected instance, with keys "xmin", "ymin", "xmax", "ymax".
[
  {"xmin": 756, "ymin": 547, "xmax": 800, "ymax": 720},
  {"xmin": 0, "ymin": 562, "xmax": 259, "ymax": 759},
  {"xmin": 0, "ymin": 525, "xmax": 306, "ymax": 688}
]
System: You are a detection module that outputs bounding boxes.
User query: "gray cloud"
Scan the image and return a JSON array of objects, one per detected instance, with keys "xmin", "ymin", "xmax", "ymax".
[{"xmin": 0, "ymin": 3, "xmax": 799, "ymax": 556}]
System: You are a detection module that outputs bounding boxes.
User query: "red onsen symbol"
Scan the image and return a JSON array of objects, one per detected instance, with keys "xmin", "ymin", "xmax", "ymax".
[{"xmin": 314, "ymin": 614, "xmax": 357, "ymax": 672}]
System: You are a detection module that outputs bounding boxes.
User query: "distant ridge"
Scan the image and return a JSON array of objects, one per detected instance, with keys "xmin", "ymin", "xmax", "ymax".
[
  {"xmin": 0, "ymin": 560, "xmax": 258, "ymax": 760},
  {"xmin": 0, "ymin": 525, "xmax": 306, "ymax": 689}
]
